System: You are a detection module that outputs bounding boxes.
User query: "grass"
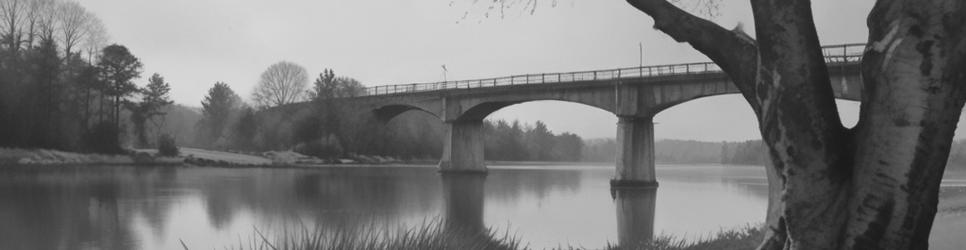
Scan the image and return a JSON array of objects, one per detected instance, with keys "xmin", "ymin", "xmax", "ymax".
[
  {"xmin": 605, "ymin": 226, "xmax": 764, "ymax": 250},
  {"xmin": 193, "ymin": 220, "xmax": 763, "ymax": 250}
]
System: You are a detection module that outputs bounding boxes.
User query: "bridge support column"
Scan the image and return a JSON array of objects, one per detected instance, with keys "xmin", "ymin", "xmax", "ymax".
[
  {"xmin": 439, "ymin": 120, "xmax": 486, "ymax": 174},
  {"xmin": 611, "ymin": 116, "xmax": 658, "ymax": 188}
]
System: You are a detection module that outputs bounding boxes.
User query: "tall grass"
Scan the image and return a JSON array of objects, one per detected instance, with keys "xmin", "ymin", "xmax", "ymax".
[
  {"xmin": 206, "ymin": 219, "xmax": 523, "ymax": 250},
  {"xmin": 606, "ymin": 226, "xmax": 764, "ymax": 250},
  {"xmin": 201, "ymin": 221, "xmax": 762, "ymax": 250}
]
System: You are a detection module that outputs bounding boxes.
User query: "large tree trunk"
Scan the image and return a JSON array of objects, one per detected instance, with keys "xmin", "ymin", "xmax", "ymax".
[
  {"xmin": 842, "ymin": 0, "xmax": 966, "ymax": 248},
  {"xmin": 625, "ymin": 0, "xmax": 966, "ymax": 249}
]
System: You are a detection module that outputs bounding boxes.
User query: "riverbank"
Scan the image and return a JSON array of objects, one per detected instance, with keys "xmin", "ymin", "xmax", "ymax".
[{"xmin": 0, "ymin": 148, "xmax": 182, "ymax": 166}]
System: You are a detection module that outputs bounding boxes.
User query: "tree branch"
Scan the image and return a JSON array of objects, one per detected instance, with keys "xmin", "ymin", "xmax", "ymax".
[{"xmin": 626, "ymin": 0, "xmax": 760, "ymax": 112}]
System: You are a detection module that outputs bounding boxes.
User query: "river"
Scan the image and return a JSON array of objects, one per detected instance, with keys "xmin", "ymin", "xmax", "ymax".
[{"xmin": 0, "ymin": 164, "xmax": 963, "ymax": 249}]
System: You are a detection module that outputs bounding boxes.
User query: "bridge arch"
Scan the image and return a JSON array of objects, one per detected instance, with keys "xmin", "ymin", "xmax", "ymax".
[
  {"xmin": 372, "ymin": 104, "xmax": 440, "ymax": 122},
  {"xmin": 650, "ymin": 91, "xmax": 863, "ymax": 118},
  {"xmin": 454, "ymin": 98, "xmax": 615, "ymax": 122}
]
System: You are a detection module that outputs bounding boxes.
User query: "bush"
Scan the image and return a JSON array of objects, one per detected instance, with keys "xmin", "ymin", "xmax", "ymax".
[
  {"xmin": 294, "ymin": 134, "xmax": 343, "ymax": 159},
  {"xmin": 83, "ymin": 121, "xmax": 122, "ymax": 154},
  {"xmin": 158, "ymin": 134, "xmax": 180, "ymax": 157}
]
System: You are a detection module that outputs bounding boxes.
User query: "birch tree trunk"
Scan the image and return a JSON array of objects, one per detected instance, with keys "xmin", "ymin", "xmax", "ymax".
[{"xmin": 625, "ymin": 0, "xmax": 966, "ymax": 249}]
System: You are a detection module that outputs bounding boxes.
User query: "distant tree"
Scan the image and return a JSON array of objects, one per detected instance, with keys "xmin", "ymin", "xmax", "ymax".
[
  {"xmin": 26, "ymin": 37, "xmax": 61, "ymax": 147},
  {"xmin": 231, "ymin": 107, "xmax": 257, "ymax": 150},
  {"xmin": 55, "ymin": 0, "xmax": 91, "ymax": 59},
  {"xmin": 0, "ymin": 0, "xmax": 27, "ymax": 52},
  {"xmin": 311, "ymin": 69, "xmax": 366, "ymax": 100},
  {"xmin": 252, "ymin": 61, "xmax": 308, "ymax": 109},
  {"xmin": 551, "ymin": 133, "xmax": 583, "ymax": 162},
  {"xmin": 524, "ymin": 121, "xmax": 555, "ymax": 161},
  {"xmin": 129, "ymin": 73, "xmax": 172, "ymax": 147},
  {"xmin": 81, "ymin": 16, "xmax": 107, "ymax": 63},
  {"xmin": 97, "ymin": 44, "xmax": 142, "ymax": 146},
  {"xmin": 310, "ymin": 68, "xmax": 336, "ymax": 100},
  {"xmin": 198, "ymin": 82, "xmax": 239, "ymax": 147}
]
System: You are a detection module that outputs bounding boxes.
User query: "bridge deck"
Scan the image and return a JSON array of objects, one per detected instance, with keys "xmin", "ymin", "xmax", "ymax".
[{"xmin": 363, "ymin": 43, "xmax": 866, "ymax": 96}]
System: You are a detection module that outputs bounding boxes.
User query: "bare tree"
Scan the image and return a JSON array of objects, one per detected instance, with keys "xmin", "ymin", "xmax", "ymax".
[
  {"xmin": 33, "ymin": 0, "xmax": 56, "ymax": 43},
  {"xmin": 82, "ymin": 15, "xmax": 107, "ymax": 62},
  {"xmin": 252, "ymin": 61, "xmax": 309, "ymax": 109},
  {"xmin": 484, "ymin": 0, "xmax": 966, "ymax": 248},
  {"xmin": 56, "ymin": 0, "xmax": 89, "ymax": 58},
  {"xmin": 0, "ymin": 0, "xmax": 27, "ymax": 51}
]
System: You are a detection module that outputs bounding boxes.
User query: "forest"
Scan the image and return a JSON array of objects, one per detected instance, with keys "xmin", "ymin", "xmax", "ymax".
[
  {"xmin": 582, "ymin": 139, "xmax": 769, "ymax": 165},
  {"xmin": 0, "ymin": 0, "xmax": 174, "ymax": 154}
]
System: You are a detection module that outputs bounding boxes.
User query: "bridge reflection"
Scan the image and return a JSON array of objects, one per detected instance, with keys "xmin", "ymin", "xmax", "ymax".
[
  {"xmin": 612, "ymin": 187, "xmax": 657, "ymax": 248},
  {"xmin": 441, "ymin": 173, "xmax": 486, "ymax": 233},
  {"xmin": 440, "ymin": 172, "xmax": 657, "ymax": 247}
]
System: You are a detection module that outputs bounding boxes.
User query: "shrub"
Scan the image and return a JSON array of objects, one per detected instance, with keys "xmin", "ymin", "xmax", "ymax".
[
  {"xmin": 294, "ymin": 134, "xmax": 343, "ymax": 159},
  {"xmin": 83, "ymin": 121, "xmax": 122, "ymax": 154},
  {"xmin": 158, "ymin": 134, "xmax": 180, "ymax": 157}
]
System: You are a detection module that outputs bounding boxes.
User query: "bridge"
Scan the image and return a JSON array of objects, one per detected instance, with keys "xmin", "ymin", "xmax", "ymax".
[{"xmin": 342, "ymin": 43, "xmax": 866, "ymax": 187}]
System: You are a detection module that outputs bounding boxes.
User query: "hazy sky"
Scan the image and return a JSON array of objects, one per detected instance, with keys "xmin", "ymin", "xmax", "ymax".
[{"xmin": 74, "ymin": 0, "xmax": 915, "ymax": 141}]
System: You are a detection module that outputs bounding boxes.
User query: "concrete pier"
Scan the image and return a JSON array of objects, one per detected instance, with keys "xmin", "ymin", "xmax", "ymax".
[
  {"xmin": 611, "ymin": 116, "xmax": 658, "ymax": 187},
  {"xmin": 439, "ymin": 120, "xmax": 486, "ymax": 174},
  {"xmin": 612, "ymin": 187, "xmax": 657, "ymax": 247}
]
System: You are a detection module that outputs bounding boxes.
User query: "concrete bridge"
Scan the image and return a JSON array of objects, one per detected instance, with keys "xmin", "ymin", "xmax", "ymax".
[{"xmin": 341, "ymin": 43, "xmax": 866, "ymax": 187}]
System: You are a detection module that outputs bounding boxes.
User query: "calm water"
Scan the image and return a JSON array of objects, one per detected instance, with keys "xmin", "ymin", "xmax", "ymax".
[{"xmin": 0, "ymin": 164, "xmax": 963, "ymax": 250}]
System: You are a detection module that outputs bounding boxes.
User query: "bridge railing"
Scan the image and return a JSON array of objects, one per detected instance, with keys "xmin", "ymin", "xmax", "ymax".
[{"xmin": 362, "ymin": 43, "xmax": 866, "ymax": 96}]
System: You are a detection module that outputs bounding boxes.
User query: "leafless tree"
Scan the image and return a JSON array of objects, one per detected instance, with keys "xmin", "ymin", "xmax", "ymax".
[
  {"xmin": 33, "ymin": 0, "xmax": 56, "ymax": 43},
  {"xmin": 0, "ymin": 0, "xmax": 27, "ymax": 51},
  {"xmin": 252, "ymin": 61, "xmax": 309, "ymax": 109},
  {"xmin": 82, "ymin": 15, "xmax": 107, "ymax": 62},
  {"xmin": 484, "ymin": 0, "xmax": 966, "ymax": 248},
  {"xmin": 56, "ymin": 0, "xmax": 89, "ymax": 58}
]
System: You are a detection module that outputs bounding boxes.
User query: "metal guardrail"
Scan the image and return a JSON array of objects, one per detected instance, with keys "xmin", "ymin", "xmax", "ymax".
[{"xmin": 363, "ymin": 43, "xmax": 866, "ymax": 96}]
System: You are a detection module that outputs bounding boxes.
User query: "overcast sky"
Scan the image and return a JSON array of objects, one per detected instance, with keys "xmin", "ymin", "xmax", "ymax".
[{"xmin": 74, "ymin": 0, "xmax": 932, "ymax": 141}]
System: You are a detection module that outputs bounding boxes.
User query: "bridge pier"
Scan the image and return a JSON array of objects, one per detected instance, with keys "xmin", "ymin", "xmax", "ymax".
[
  {"xmin": 439, "ymin": 120, "xmax": 487, "ymax": 174},
  {"xmin": 611, "ymin": 116, "xmax": 658, "ymax": 188}
]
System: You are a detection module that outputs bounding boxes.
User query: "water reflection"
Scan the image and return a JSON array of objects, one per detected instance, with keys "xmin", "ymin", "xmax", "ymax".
[
  {"xmin": 0, "ymin": 166, "xmax": 139, "ymax": 250},
  {"xmin": 0, "ymin": 165, "xmax": 961, "ymax": 249},
  {"xmin": 612, "ymin": 188, "xmax": 657, "ymax": 248},
  {"xmin": 441, "ymin": 173, "xmax": 486, "ymax": 233}
]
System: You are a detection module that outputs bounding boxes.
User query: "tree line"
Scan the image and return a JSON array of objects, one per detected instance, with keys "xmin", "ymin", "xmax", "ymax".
[
  {"xmin": 0, "ymin": 0, "xmax": 172, "ymax": 153},
  {"xmin": 582, "ymin": 139, "xmax": 770, "ymax": 165},
  {"xmin": 186, "ymin": 60, "xmax": 585, "ymax": 162}
]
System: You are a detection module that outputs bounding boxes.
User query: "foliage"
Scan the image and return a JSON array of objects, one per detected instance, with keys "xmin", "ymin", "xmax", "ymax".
[
  {"xmin": 310, "ymin": 69, "xmax": 365, "ymax": 100},
  {"xmin": 129, "ymin": 73, "xmax": 172, "ymax": 147},
  {"xmin": 294, "ymin": 135, "xmax": 344, "ymax": 159},
  {"xmin": 0, "ymin": 3, "xmax": 132, "ymax": 152},
  {"xmin": 484, "ymin": 120, "xmax": 582, "ymax": 161},
  {"xmin": 221, "ymin": 219, "xmax": 522, "ymax": 250},
  {"xmin": 231, "ymin": 107, "xmax": 258, "ymax": 151},
  {"xmin": 83, "ymin": 121, "xmax": 122, "ymax": 154},
  {"xmin": 219, "ymin": 220, "xmax": 761, "ymax": 250},
  {"xmin": 97, "ymin": 43, "xmax": 142, "ymax": 148},
  {"xmin": 197, "ymin": 82, "xmax": 241, "ymax": 148},
  {"xmin": 158, "ymin": 133, "xmax": 179, "ymax": 157},
  {"xmin": 584, "ymin": 139, "xmax": 769, "ymax": 165}
]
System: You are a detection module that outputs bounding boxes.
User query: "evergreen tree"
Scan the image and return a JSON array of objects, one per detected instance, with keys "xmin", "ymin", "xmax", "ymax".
[
  {"xmin": 129, "ymin": 73, "xmax": 172, "ymax": 147},
  {"xmin": 198, "ymin": 82, "xmax": 239, "ymax": 147},
  {"xmin": 97, "ymin": 44, "xmax": 142, "ymax": 146}
]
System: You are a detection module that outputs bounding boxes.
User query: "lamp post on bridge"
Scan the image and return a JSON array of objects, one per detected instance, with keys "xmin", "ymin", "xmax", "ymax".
[
  {"xmin": 442, "ymin": 64, "xmax": 448, "ymax": 82},
  {"xmin": 639, "ymin": 42, "xmax": 644, "ymax": 69}
]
